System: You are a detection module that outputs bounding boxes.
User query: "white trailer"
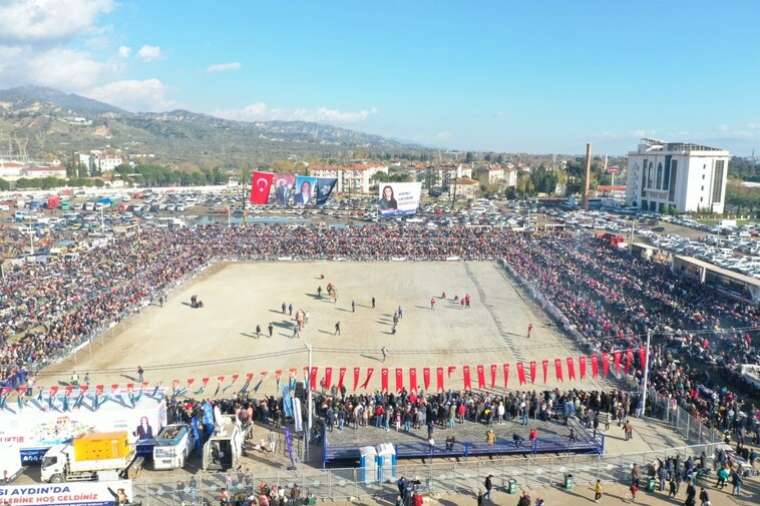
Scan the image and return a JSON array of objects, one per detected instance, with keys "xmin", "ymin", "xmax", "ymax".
[
  {"xmin": 202, "ymin": 415, "xmax": 243, "ymax": 471},
  {"xmin": 40, "ymin": 444, "xmax": 136, "ymax": 483},
  {"xmin": 152, "ymin": 424, "xmax": 194, "ymax": 470}
]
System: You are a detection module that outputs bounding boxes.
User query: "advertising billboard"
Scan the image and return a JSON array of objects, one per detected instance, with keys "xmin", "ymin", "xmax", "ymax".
[
  {"xmin": 0, "ymin": 480, "xmax": 134, "ymax": 506},
  {"xmin": 377, "ymin": 182, "xmax": 422, "ymax": 217}
]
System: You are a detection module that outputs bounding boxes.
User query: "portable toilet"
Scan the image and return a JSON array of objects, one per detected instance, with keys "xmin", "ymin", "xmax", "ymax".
[
  {"xmin": 375, "ymin": 443, "xmax": 397, "ymax": 482},
  {"xmin": 358, "ymin": 446, "xmax": 377, "ymax": 484}
]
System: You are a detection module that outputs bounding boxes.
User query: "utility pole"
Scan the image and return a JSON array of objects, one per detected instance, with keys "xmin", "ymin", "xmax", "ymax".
[
  {"xmin": 640, "ymin": 329, "xmax": 652, "ymax": 417},
  {"xmin": 304, "ymin": 341, "xmax": 313, "ymax": 461},
  {"xmin": 583, "ymin": 143, "xmax": 592, "ymax": 210}
]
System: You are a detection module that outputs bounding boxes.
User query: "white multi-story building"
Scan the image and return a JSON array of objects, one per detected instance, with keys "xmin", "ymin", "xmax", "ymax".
[
  {"xmin": 625, "ymin": 139, "xmax": 729, "ymax": 214},
  {"xmin": 78, "ymin": 150, "xmax": 124, "ymax": 174},
  {"xmin": 308, "ymin": 162, "xmax": 389, "ymax": 194}
]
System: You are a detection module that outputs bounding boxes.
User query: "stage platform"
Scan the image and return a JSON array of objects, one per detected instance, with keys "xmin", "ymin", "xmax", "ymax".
[{"xmin": 321, "ymin": 417, "xmax": 604, "ymax": 467}]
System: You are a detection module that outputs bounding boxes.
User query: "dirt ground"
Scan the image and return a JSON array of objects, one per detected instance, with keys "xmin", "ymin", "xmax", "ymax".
[{"xmin": 40, "ymin": 261, "xmax": 612, "ymax": 394}]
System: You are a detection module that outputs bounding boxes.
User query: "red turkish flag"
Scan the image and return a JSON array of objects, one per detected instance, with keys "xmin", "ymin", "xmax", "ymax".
[
  {"xmin": 638, "ymin": 347, "xmax": 647, "ymax": 371},
  {"xmin": 395, "ymin": 368, "xmax": 403, "ymax": 392},
  {"xmin": 503, "ymin": 363, "xmax": 509, "ymax": 388},
  {"xmin": 380, "ymin": 368, "xmax": 389, "ymax": 392},
  {"xmin": 447, "ymin": 366, "xmax": 457, "ymax": 377},
  {"xmin": 625, "ymin": 349, "xmax": 633, "ymax": 373},
  {"xmin": 274, "ymin": 369, "xmax": 282, "ymax": 381},
  {"xmin": 542, "ymin": 359, "xmax": 549, "ymax": 384},
  {"xmin": 126, "ymin": 383, "xmax": 134, "ymax": 393},
  {"xmin": 361, "ymin": 368, "xmax": 374, "ymax": 389},
  {"xmin": 579, "ymin": 356, "xmax": 587, "ymax": 379},
  {"xmin": 49, "ymin": 385, "xmax": 59, "ymax": 397},
  {"xmin": 217, "ymin": 375, "xmax": 225, "ymax": 384},
  {"xmin": 353, "ymin": 367, "xmax": 360, "ymax": 391},
  {"xmin": 111, "ymin": 384, "xmax": 119, "ymax": 394},
  {"xmin": 309, "ymin": 367, "xmax": 318, "ymax": 390},
  {"xmin": 436, "ymin": 367, "xmax": 444, "ymax": 391},
  {"xmin": 516, "ymin": 362, "xmax": 526, "ymax": 385},
  {"xmin": 323, "ymin": 367, "xmax": 332, "ymax": 390},
  {"xmin": 337, "ymin": 367, "xmax": 347, "ymax": 389},
  {"xmin": 613, "ymin": 351, "xmax": 622, "ymax": 374},
  {"xmin": 187, "ymin": 378, "xmax": 195, "ymax": 386},
  {"xmin": 490, "ymin": 364, "xmax": 497, "ymax": 388},
  {"xmin": 462, "ymin": 365, "xmax": 472, "ymax": 390},
  {"xmin": 202, "ymin": 377, "xmax": 211, "ymax": 386},
  {"xmin": 231, "ymin": 373, "xmax": 240, "ymax": 383},
  {"xmin": 250, "ymin": 171, "xmax": 274, "ymax": 204},
  {"xmin": 554, "ymin": 358, "xmax": 563, "ymax": 382},
  {"xmin": 591, "ymin": 354, "xmax": 599, "ymax": 378},
  {"xmin": 423, "ymin": 368, "xmax": 431, "ymax": 390},
  {"xmin": 601, "ymin": 352, "xmax": 610, "ymax": 377},
  {"xmin": 476, "ymin": 365, "xmax": 485, "ymax": 389},
  {"xmin": 566, "ymin": 357, "xmax": 576, "ymax": 381},
  {"xmin": 95, "ymin": 384, "xmax": 104, "ymax": 396},
  {"xmin": 244, "ymin": 373, "xmax": 253, "ymax": 383},
  {"xmin": 409, "ymin": 368, "xmax": 418, "ymax": 392},
  {"xmin": 529, "ymin": 361, "xmax": 537, "ymax": 384}
]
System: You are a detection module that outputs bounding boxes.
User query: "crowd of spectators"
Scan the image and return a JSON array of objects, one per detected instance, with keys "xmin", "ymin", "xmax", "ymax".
[{"xmin": 2, "ymin": 224, "xmax": 759, "ymax": 442}]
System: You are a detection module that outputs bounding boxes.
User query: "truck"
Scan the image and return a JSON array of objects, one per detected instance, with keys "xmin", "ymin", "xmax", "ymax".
[
  {"xmin": 152, "ymin": 423, "xmax": 194, "ymax": 470},
  {"xmin": 0, "ymin": 447, "xmax": 23, "ymax": 483},
  {"xmin": 202, "ymin": 415, "xmax": 243, "ymax": 471},
  {"xmin": 40, "ymin": 432, "xmax": 137, "ymax": 483}
]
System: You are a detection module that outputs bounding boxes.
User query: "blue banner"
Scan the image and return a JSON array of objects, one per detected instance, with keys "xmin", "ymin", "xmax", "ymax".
[
  {"xmin": 294, "ymin": 176, "xmax": 318, "ymax": 206},
  {"xmin": 315, "ymin": 178, "xmax": 337, "ymax": 205}
]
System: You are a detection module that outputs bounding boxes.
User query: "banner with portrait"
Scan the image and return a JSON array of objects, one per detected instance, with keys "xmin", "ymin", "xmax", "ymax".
[
  {"xmin": 273, "ymin": 174, "xmax": 295, "ymax": 206},
  {"xmin": 377, "ymin": 182, "xmax": 422, "ymax": 217},
  {"xmin": 294, "ymin": 176, "xmax": 318, "ymax": 206},
  {"xmin": 315, "ymin": 178, "xmax": 337, "ymax": 206}
]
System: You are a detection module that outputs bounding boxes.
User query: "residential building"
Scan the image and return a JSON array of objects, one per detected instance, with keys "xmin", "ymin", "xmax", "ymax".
[
  {"xmin": 625, "ymin": 139, "xmax": 729, "ymax": 214},
  {"xmin": 452, "ymin": 178, "xmax": 480, "ymax": 199},
  {"xmin": 78, "ymin": 149, "xmax": 124, "ymax": 175},
  {"xmin": 308, "ymin": 162, "xmax": 388, "ymax": 194},
  {"xmin": 0, "ymin": 159, "xmax": 66, "ymax": 181}
]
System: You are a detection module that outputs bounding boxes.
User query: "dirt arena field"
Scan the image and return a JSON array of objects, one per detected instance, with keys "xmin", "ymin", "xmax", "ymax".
[{"xmin": 41, "ymin": 261, "xmax": 613, "ymax": 394}]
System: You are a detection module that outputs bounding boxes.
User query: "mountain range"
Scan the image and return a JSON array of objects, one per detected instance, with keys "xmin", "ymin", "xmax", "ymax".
[{"xmin": 0, "ymin": 86, "xmax": 429, "ymax": 169}]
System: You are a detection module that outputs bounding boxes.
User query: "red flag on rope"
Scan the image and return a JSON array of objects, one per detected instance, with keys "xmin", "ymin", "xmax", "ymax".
[
  {"xmin": 638, "ymin": 347, "xmax": 647, "ymax": 371},
  {"xmin": 436, "ymin": 367, "xmax": 444, "ymax": 391},
  {"xmin": 95, "ymin": 384, "xmax": 104, "ymax": 396},
  {"xmin": 566, "ymin": 357, "xmax": 576, "ymax": 381},
  {"xmin": 337, "ymin": 367, "xmax": 347, "ymax": 389},
  {"xmin": 591, "ymin": 354, "xmax": 599, "ymax": 378},
  {"xmin": 601, "ymin": 352, "xmax": 610, "ymax": 377},
  {"xmin": 361, "ymin": 368, "xmax": 374, "ymax": 390},
  {"xmin": 217, "ymin": 376, "xmax": 225, "ymax": 384},
  {"xmin": 353, "ymin": 367, "xmax": 361, "ymax": 391},
  {"xmin": 503, "ymin": 363, "xmax": 510, "ymax": 388},
  {"xmin": 274, "ymin": 369, "xmax": 283, "ymax": 381},
  {"xmin": 187, "ymin": 378, "xmax": 195, "ymax": 386},
  {"xmin": 395, "ymin": 368, "xmax": 404, "ymax": 392},
  {"xmin": 447, "ymin": 366, "xmax": 456, "ymax": 377},
  {"xmin": 49, "ymin": 385, "xmax": 59, "ymax": 397},
  {"xmin": 529, "ymin": 361, "xmax": 537, "ymax": 384},
  {"xmin": 476, "ymin": 365, "xmax": 485, "ymax": 389},
  {"xmin": 126, "ymin": 383, "xmax": 134, "ymax": 393},
  {"xmin": 423, "ymin": 368, "xmax": 431, "ymax": 391},
  {"xmin": 613, "ymin": 351, "xmax": 622, "ymax": 374},
  {"xmin": 554, "ymin": 358, "xmax": 563, "ymax": 382},
  {"xmin": 462, "ymin": 365, "xmax": 472, "ymax": 390},
  {"xmin": 111, "ymin": 384, "xmax": 119, "ymax": 394},
  {"xmin": 203, "ymin": 377, "xmax": 211, "ymax": 386},
  {"xmin": 579, "ymin": 356, "xmax": 587, "ymax": 379},
  {"xmin": 231, "ymin": 373, "xmax": 240, "ymax": 383},
  {"xmin": 67, "ymin": 384, "xmax": 77, "ymax": 396},
  {"xmin": 140, "ymin": 382, "xmax": 148, "ymax": 390},
  {"xmin": 381, "ymin": 368, "xmax": 389, "ymax": 392},
  {"xmin": 409, "ymin": 368, "xmax": 418, "ymax": 392},
  {"xmin": 249, "ymin": 171, "xmax": 274, "ymax": 204},
  {"xmin": 516, "ymin": 362, "xmax": 526, "ymax": 385},
  {"xmin": 323, "ymin": 367, "xmax": 332, "ymax": 390},
  {"xmin": 625, "ymin": 349, "xmax": 633, "ymax": 373},
  {"xmin": 490, "ymin": 364, "xmax": 498, "ymax": 388},
  {"xmin": 542, "ymin": 359, "xmax": 549, "ymax": 384},
  {"xmin": 309, "ymin": 367, "xmax": 318, "ymax": 391}
]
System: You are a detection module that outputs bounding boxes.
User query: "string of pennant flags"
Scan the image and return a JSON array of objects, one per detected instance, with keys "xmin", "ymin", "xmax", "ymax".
[{"xmin": 2, "ymin": 348, "xmax": 646, "ymax": 404}]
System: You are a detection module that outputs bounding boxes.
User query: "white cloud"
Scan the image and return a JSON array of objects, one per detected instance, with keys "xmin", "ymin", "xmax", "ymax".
[
  {"xmin": 137, "ymin": 44, "xmax": 162, "ymax": 62},
  {"xmin": 0, "ymin": 0, "xmax": 114, "ymax": 42},
  {"xmin": 0, "ymin": 46, "xmax": 114, "ymax": 91},
  {"xmin": 118, "ymin": 45, "xmax": 131, "ymax": 58},
  {"xmin": 215, "ymin": 103, "xmax": 377, "ymax": 124},
  {"xmin": 207, "ymin": 62, "xmax": 241, "ymax": 73},
  {"xmin": 435, "ymin": 131, "xmax": 452, "ymax": 141},
  {"xmin": 85, "ymin": 79, "xmax": 174, "ymax": 112}
]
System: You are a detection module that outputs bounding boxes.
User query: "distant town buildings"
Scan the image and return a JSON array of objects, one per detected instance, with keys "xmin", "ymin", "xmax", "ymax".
[
  {"xmin": 625, "ymin": 139, "xmax": 729, "ymax": 214},
  {"xmin": 78, "ymin": 149, "xmax": 124, "ymax": 175},
  {"xmin": 0, "ymin": 159, "xmax": 66, "ymax": 181},
  {"xmin": 308, "ymin": 161, "xmax": 389, "ymax": 194}
]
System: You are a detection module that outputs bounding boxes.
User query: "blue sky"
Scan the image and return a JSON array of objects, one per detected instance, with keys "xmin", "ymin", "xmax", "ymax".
[{"xmin": 2, "ymin": 0, "xmax": 760, "ymax": 154}]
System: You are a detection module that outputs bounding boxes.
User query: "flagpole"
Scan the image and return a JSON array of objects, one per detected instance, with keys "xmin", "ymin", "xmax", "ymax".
[
  {"xmin": 640, "ymin": 329, "xmax": 651, "ymax": 417},
  {"xmin": 305, "ymin": 341, "xmax": 312, "ymax": 461}
]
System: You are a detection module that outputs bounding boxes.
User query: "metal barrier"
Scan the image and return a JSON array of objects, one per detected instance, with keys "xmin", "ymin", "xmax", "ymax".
[{"xmin": 133, "ymin": 440, "xmax": 721, "ymax": 504}]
